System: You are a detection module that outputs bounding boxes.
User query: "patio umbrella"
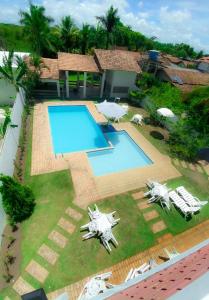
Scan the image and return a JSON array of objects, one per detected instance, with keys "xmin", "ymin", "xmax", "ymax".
[
  {"xmin": 157, "ymin": 108, "xmax": 175, "ymax": 118},
  {"xmin": 96, "ymin": 101, "xmax": 126, "ymax": 120}
]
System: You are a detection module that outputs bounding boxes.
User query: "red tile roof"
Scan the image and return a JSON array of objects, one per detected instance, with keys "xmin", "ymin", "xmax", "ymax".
[
  {"xmin": 94, "ymin": 49, "xmax": 142, "ymax": 73},
  {"xmin": 25, "ymin": 57, "xmax": 59, "ymax": 80},
  {"xmin": 58, "ymin": 52, "xmax": 99, "ymax": 73},
  {"xmin": 162, "ymin": 67, "xmax": 209, "ymax": 92},
  {"xmin": 40, "ymin": 58, "xmax": 59, "ymax": 80},
  {"xmin": 198, "ymin": 56, "xmax": 209, "ymax": 63},
  {"xmin": 109, "ymin": 243, "xmax": 209, "ymax": 300}
]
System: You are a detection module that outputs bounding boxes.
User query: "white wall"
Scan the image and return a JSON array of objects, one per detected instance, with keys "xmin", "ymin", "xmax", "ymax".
[
  {"xmin": 198, "ymin": 62, "xmax": 209, "ymax": 73},
  {"xmin": 106, "ymin": 70, "xmax": 137, "ymax": 98},
  {"xmin": 0, "ymin": 89, "xmax": 25, "ymax": 243},
  {"xmin": 0, "ymin": 79, "xmax": 16, "ymax": 105}
]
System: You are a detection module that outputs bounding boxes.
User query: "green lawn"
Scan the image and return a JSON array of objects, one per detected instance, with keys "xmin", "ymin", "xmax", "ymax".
[{"xmin": 1, "ymin": 103, "xmax": 209, "ymax": 298}]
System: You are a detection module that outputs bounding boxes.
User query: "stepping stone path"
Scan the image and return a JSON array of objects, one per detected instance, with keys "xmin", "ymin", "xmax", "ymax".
[
  {"xmin": 65, "ymin": 207, "xmax": 82, "ymax": 221},
  {"xmin": 151, "ymin": 221, "xmax": 167, "ymax": 234},
  {"xmin": 143, "ymin": 210, "xmax": 159, "ymax": 221},
  {"xmin": 13, "ymin": 276, "xmax": 34, "ymax": 296},
  {"xmin": 25, "ymin": 260, "xmax": 49, "ymax": 283},
  {"xmin": 132, "ymin": 191, "xmax": 145, "ymax": 200},
  {"xmin": 48, "ymin": 230, "xmax": 68, "ymax": 248},
  {"xmin": 38, "ymin": 244, "xmax": 59, "ymax": 265},
  {"xmin": 137, "ymin": 201, "xmax": 150, "ymax": 210},
  {"xmin": 58, "ymin": 217, "xmax": 76, "ymax": 234}
]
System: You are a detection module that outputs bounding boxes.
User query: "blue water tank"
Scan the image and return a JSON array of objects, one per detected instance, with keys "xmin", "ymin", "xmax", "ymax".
[{"xmin": 148, "ymin": 50, "xmax": 160, "ymax": 61}]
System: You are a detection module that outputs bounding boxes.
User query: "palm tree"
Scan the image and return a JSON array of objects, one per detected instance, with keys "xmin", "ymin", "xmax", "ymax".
[
  {"xmin": 96, "ymin": 6, "xmax": 120, "ymax": 49},
  {"xmin": 19, "ymin": 3, "xmax": 54, "ymax": 55},
  {"xmin": 59, "ymin": 16, "xmax": 79, "ymax": 52},
  {"xmin": 80, "ymin": 24, "xmax": 90, "ymax": 54},
  {"xmin": 0, "ymin": 51, "xmax": 28, "ymax": 92}
]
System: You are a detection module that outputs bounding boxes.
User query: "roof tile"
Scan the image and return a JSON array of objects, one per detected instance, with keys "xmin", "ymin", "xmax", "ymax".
[
  {"xmin": 58, "ymin": 52, "xmax": 99, "ymax": 73},
  {"xmin": 94, "ymin": 49, "xmax": 142, "ymax": 73}
]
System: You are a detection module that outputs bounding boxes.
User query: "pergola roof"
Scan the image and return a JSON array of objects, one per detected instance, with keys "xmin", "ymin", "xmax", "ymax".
[
  {"xmin": 58, "ymin": 52, "xmax": 99, "ymax": 73},
  {"xmin": 40, "ymin": 58, "xmax": 59, "ymax": 80},
  {"xmin": 25, "ymin": 57, "xmax": 59, "ymax": 80},
  {"xmin": 94, "ymin": 49, "xmax": 142, "ymax": 73}
]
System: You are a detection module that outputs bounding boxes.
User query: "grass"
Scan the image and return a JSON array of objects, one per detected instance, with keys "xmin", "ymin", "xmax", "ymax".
[
  {"xmin": 121, "ymin": 105, "xmax": 170, "ymax": 155},
  {"xmin": 1, "ymin": 102, "xmax": 209, "ymax": 298}
]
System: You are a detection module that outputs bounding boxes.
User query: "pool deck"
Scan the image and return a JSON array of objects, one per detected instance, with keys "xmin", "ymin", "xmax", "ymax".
[{"xmin": 32, "ymin": 101, "xmax": 180, "ymax": 208}]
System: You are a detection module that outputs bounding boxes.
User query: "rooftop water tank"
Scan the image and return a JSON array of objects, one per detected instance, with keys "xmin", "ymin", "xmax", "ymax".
[{"xmin": 148, "ymin": 50, "xmax": 160, "ymax": 61}]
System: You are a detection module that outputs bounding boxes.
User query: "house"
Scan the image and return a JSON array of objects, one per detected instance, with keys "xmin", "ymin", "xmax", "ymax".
[
  {"xmin": 157, "ymin": 66, "xmax": 209, "ymax": 92},
  {"xmin": 197, "ymin": 56, "xmax": 209, "ymax": 73},
  {"xmin": 33, "ymin": 49, "xmax": 142, "ymax": 99},
  {"xmin": 0, "ymin": 51, "xmax": 29, "ymax": 104}
]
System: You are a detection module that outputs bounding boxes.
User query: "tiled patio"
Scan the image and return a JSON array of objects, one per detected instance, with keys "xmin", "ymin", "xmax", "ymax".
[{"xmin": 32, "ymin": 101, "xmax": 180, "ymax": 208}]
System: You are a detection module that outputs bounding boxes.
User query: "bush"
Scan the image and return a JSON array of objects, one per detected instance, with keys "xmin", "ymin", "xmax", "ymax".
[
  {"xmin": 129, "ymin": 90, "xmax": 145, "ymax": 106},
  {"xmin": 168, "ymin": 120, "xmax": 200, "ymax": 161},
  {"xmin": 148, "ymin": 82, "xmax": 184, "ymax": 114},
  {"xmin": 0, "ymin": 175, "xmax": 36, "ymax": 225}
]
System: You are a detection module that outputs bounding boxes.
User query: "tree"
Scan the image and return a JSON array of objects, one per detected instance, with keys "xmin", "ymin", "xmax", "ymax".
[
  {"xmin": 96, "ymin": 6, "xmax": 120, "ymax": 49},
  {"xmin": 0, "ymin": 175, "xmax": 36, "ymax": 226},
  {"xmin": 168, "ymin": 120, "xmax": 201, "ymax": 161},
  {"xmin": 19, "ymin": 3, "xmax": 54, "ymax": 55},
  {"xmin": 58, "ymin": 16, "xmax": 79, "ymax": 52},
  {"xmin": 0, "ymin": 51, "xmax": 28, "ymax": 91},
  {"xmin": 80, "ymin": 24, "xmax": 90, "ymax": 54}
]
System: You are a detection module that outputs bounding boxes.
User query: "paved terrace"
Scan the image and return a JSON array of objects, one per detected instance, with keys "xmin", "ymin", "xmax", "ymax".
[
  {"xmin": 47, "ymin": 219, "xmax": 209, "ymax": 300},
  {"xmin": 32, "ymin": 101, "xmax": 180, "ymax": 208}
]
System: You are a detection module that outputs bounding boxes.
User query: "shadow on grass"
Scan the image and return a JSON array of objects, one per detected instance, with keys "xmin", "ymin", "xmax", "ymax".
[{"xmin": 150, "ymin": 130, "xmax": 165, "ymax": 140}]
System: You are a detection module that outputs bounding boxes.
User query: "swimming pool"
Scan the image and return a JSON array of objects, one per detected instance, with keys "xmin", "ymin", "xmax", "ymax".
[
  {"xmin": 48, "ymin": 105, "xmax": 109, "ymax": 154},
  {"xmin": 88, "ymin": 131, "xmax": 153, "ymax": 176}
]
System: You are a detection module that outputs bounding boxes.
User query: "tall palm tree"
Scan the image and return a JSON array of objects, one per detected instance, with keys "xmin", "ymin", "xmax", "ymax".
[
  {"xmin": 96, "ymin": 6, "xmax": 120, "ymax": 49},
  {"xmin": 59, "ymin": 16, "xmax": 79, "ymax": 52},
  {"xmin": 80, "ymin": 24, "xmax": 90, "ymax": 54},
  {"xmin": 19, "ymin": 3, "xmax": 54, "ymax": 55},
  {"xmin": 0, "ymin": 51, "xmax": 28, "ymax": 92}
]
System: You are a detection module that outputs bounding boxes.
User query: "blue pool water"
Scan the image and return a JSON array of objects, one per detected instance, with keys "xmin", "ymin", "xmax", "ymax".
[
  {"xmin": 48, "ymin": 105, "xmax": 109, "ymax": 154},
  {"xmin": 88, "ymin": 131, "xmax": 153, "ymax": 176}
]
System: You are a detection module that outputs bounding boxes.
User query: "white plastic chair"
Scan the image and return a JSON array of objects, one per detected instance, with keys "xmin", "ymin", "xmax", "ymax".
[
  {"xmin": 131, "ymin": 114, "xmax": 143, "ymax": 125},
  {"xmin": 176, "ymin": 186, "xmax": 208, "ymax": 208},
  {"xmin": 169, "ymin": 191, "xmax": 199, "ymax": 218}
]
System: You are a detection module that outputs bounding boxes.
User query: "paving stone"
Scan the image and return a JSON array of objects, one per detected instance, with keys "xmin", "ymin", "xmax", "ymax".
[
  {"xmin": 58, "ymin": 217, "xmax": 76, "ymax": 234},
  {"xmin": 137, "ymin": 201, "xmax": 150, "ymax": 210},
  {"xmin": 4, "ymin": 297, "xmax": 12, "ymax": 300},
  {"xmin": 48, "ymin": 230, "xmax": 68, "ymax": 248},
  {"xmin": 25, "ymin": 260, "xmax": 49, "ymax": 283},
  {"xmin": 132, "ymin": 191, "xmax": 144, "ymax": 200},
  {"xmin": 143, "ymin": 210, "xmax": 159, "ymax": 221},
  {"xmin": 196, "ymin": 164, "xmax": 204, "ymax": 173},
  {"xmin": 65, "ymin": 207, "xmax": 82, "ymax": 221},
  {"xmin": 38, "ymin": 244, "xmax": 59, "ymax": 265},
  {"xmin": 13, "ymin": 276, "xmax": 34, "ymax": 296},
  {"xmin": 151, "ymin": 220, "xmax": 167, "ymax": 233}
]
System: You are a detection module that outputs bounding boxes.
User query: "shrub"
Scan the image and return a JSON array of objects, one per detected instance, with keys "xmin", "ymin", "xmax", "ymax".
[
  {"xmin": 129, "ymin": 90, "xmax": 145, "ymax": 106},
  {"xmin": 0, "ymin": 175, "xmax": 36, "ymax": 226},
  {"xmin": 168, "ymin": 120, "xmax": 200, "ymax": 161}
]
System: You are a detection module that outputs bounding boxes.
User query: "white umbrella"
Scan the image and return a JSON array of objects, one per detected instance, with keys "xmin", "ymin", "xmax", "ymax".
[
  {"xmin": 157, "ymin": 108, "xmax": 175, "ymax": 118},
  {"xmin": 96, "ymin": 101, "xmax": 126, "ymax": 120}
]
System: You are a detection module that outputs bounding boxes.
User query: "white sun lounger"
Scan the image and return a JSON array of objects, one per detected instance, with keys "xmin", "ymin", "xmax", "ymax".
[
  {"xmin": 176, "ymin": 186, "xmax": 208, "ymax": 208},
  {"xmin": 169, "ymin": 191, "xmax": 200, "ymax": 218}
]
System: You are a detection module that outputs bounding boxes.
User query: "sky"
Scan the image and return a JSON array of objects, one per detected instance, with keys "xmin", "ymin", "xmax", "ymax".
[{"xmin": 0, "ymin": 0, "xmax": 209, "ymax": 53}]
